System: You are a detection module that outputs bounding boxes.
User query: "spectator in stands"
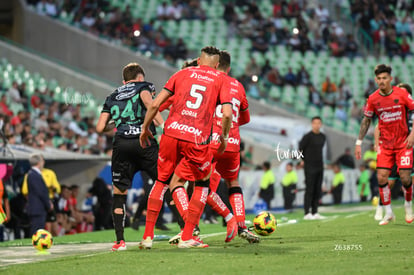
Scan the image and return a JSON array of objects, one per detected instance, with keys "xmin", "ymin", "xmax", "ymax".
[
  {"xmin": 364, "ymin": 79, "xmax": 377, "ymax": 98},
  {"xmin": 329, "ymin": 36, "xmax": 344, "ymax": 57},
  {"xmin": 261, "ymin": 59, "xmax": 272, "ymax": 78},
  {"xmin": 223, "ymin": 2, "xmax": 237, "ymax": 23},
  {"xmin": 315, "ymin": 4, "xmax": 330, "ymax": 23},
  {"xmin": 288, "ymin": 33, "xmax": 301, "ymax": 51},
  {"xmin": 337, "ymin": 78, "xmax": 352, "ymax": 107},
  {"xmin": 8, "ymin": 81, "xmax": 26, "ymax": 106},
  {"xmin": 0, "ymin": 95, "xmax": 13, "ymax": 116},
  {"xmin": 252, "ymin": 30, "xmax": 270, "ymax": 53},
  {"xmin": 344, "ymin": 34, "xmax": 359, "ymax": 59},
  {"xmin": 329, "ymin": 163, "xmax": 344, "ymax": 205},
  {"xmin": 284, "ymin": 67, "xmax": 298, "ymax": 86},
  {"xmin": 175, "ymin": 38, "xmax": 188, "ymax": 60},
  {"xmin": 335, "ymin": 147, "xmax": 355, "ymax": 169},
  {"xmin": 45, "ymin": 0, "xmax": 58, "ymax": 18},
  {"xmin": 386, "ymin": 32, "xmax": 402, "ymax": 57},
  {"xmin": 81, "ymin": 10, "xmax": 96, "ymax": 28},
  {"xmin": 321, "ymin": 76, "xmax": 337, "ymax": 107},
  {"xmin": 335, "ymin": 104, "xmax": 348, "ymax": 123},
  {"xmin": 296, "ymin": 65, "xmax": 311, "ymax": 86},
  {"xmin": 244, "ymin": 57, "xmax": 261, "ymax": 78},
  {"xmin": 266, "ymin": 67, "xmax": 284, "ymax": 87},
  {"xmin": 400, "ymin": 36, "xmax": 411, "ymax": 59},
  {"xmin": 350, "ymin": 100, "xmax": 363, "ymax": 122},
  {"xmin": 157, "ymin": 1, "xmax": 169, "ymax": 20},
  {"xmin": 308, "ymin": 85, "xmax": 323, "ymax": 108},
  {"xmin": 10, "ymin": 111, "xmax": 26, "ymax": 127},
  {"xmin": 36, "ymin": 0, "xmax": 48, "ymax": 16},
  {"xmin": 34, "ymin": 112, "xmax": 49, "ymax": 132},
  {"xmin": 167, "ymin": 1, "xmax": 183, "ymax": 21}
]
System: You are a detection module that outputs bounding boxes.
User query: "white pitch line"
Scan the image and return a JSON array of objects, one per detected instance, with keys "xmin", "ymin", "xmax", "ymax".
[
  {"xmin": 321, "ymin": 215, "xmax": 339, "ymax": 223},
  {"xmin": 345, "ymin": 212, "xmax": 369, "ymax": 219}
]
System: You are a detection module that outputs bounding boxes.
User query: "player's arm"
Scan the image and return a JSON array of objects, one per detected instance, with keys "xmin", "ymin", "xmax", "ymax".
[
  {"xmin": 96, "ymin": 112, "xmax": 115, "ymax": 133},
  {"xmin": 374, "ymin": 124, "xmax": 379, "ymax": 152},
  {"xmin": 140, "ymin": 89, "xmax": 171, "ymax": 147},
  {"xmin": 140, "ymin": 90, "xmax": 164, "ymax": 126},
  {"xmin": 239, "ymin": 108, "xmax": 250, "ymax": 126},
  {"xmin": 218, "ymin": 103, "xmax": 232, "ymax": 153},
  {"xmin": 355, "ymin": 116, "xmax": 372, "ymax": 160}
]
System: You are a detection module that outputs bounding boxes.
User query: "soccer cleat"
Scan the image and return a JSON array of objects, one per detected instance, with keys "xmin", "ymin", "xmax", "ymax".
[
  {"xmin": 379, "ymin": 213, "xmax": 395, "ymax": 225},
  {"xmin": 238, "ymin": 228, "xmax": 260, "ymax": 244},
  {"xmin": 312, "ymin": 213, "xmax": 327, "ymax": 220},
  {"xmin": 304, "ymin": 213, "xmax": 314, "ymax": 220},
  {"xmin": 178, "ymin": 237, "xmax": 209, "ymax": 248},
  {"xmin": 225, "ymin": 217, "xmax": 238, "ymax": 243},
  {"xmin": 404, "ymin": 202, "xmax": 414, "ymax": 223},
  {"xmin": 168, "ymin": 231, "xmax": 182, "ymax": 245},
  {"xmin": 138, "ymin": 237, "xmax": 153, "ymax": 249},
  {"xmin": 111, "ymin": 240, "xmax": 127, "ymax": 251},
  {"xmin": 131, "ymin": 219, "xmax": 140, "ymax": 231},
  {"xmin": 374, "ymin": 206, "xmax": 383, "ymax": 221}
]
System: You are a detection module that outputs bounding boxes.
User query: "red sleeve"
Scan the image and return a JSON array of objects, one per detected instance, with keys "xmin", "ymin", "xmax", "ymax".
[
  {"xmin": 403, "ymin": 92, "xmax": 414, "ymax": 111},
  {"xmin": 364, "ymin": 96, "xmax": 374, "ymax": 118},
  {"xmin": 239, "ymin": 109, "xmax": 250, "ymax": 126},
  {"xmin": 240, "ymin": 89, "xmax": 249, "ymax": 111},
  {"xmin": 163, "ymin": 71, "xmax": 181, "ymax": 95},
  {"xmin": 159, "ymin": 96, "xmax": 174, "ymax": 112}
]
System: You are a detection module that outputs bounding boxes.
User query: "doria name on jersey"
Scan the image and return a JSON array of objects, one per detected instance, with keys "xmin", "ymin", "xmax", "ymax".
[{"xmin": 103, "ymin": 81, "xmax": 156, "ymax": 137}]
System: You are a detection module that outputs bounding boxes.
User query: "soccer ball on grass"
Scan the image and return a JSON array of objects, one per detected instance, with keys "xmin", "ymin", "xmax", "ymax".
[
  {"xmin": 32, "ymin": 229, "xmax": 53, "ymax": 251},
  {"xmin": 253, "ymin": 211, "xmax": 277, "ymax": 236}
]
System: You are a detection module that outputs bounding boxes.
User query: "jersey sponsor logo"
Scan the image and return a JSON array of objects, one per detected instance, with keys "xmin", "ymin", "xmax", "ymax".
[
  {"xmin": 167, "ymin": 121, "xmax": 202, "ymax": 136},
  {"xmin": 115, "ymin": 90, "xmax": 137, "ymax": 101},
  {"xmin": 380, "ymin": 111, "xmax": 402, "ymax": 122},
  {"xmin": 124, "ymin": 125, "xmax": 141, "ymax": 136},
  {"xmin": 230, "ymin": 80, "xmax": 239, "ymax": 87},
  {"xmin": 189, "ymin": 72, "xmax": 214, "ymax": 82},
  {"xmin": 181, "ymin": 109, "xmax": 198, "ymax": 118},
  {"xmin": 212, "ymin": 133, "xmax": 239, "ymax": 145}
]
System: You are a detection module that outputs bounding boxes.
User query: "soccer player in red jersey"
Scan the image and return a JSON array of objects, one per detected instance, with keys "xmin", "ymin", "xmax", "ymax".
[
  {"xmin": 139, "ymin": 46, "xmax": 233, "ymax": 248},
  {"xmin": 207, "ymin": 50, "xmax": 260, "ymax": 243},
  {"xmin": 355, "ymin": 64, "xmax": 414, "ymax": 225}
]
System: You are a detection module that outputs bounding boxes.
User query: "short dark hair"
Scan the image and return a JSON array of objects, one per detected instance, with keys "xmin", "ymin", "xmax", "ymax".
[
  {"xmin": 311, "ymin": 116, "xmax": 322, "ymax": 122},
  {"xmin": 397, "ymin": 83, "xmax": 412, "ymax": 96},
  {"xmin": 374, "ymin": 64, "xmax": 392, "ymax": 76},
  {"xmin": 218, "ymin": 50, "xmax": 231, "ymax": 70},
  {"xmin": 123, "ymin": 63, "xmax": 145, "ymax": 81},
  {"xmin": 263, "ymin": 161, "xmax": 271, "ymax": 169},
  {"xmin": 181, "ymin": 58, "xmax": 198, "ymax": 69},
  {"xmin": 201, "ymin": 46, "xmax": 220, "ymax": 56}
]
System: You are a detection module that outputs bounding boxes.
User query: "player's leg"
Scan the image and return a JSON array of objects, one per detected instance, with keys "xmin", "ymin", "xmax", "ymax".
[
  {"xmin": 376, "ymin": 148, "xmax": 395, "ymax": 225},
  {"xmin": 312, "ymin": 169, "xmax": 325, "ymax": 219},
  {"xmin": 397, "ymin": 147, "xmax": 413, "ymax": 223},
  {"xmin": 140, "ymin": 136, "xmax": 174, "ymax": 248},
  {"xmin": 303, "ymin": 168, "xmax": 315, "ymax": 219},
  {"xmin": 177, "ymin": 143, "xmax": 212, "ymax": 248}
]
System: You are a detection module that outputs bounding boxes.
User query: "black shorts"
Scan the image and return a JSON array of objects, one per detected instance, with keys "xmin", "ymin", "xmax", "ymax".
[
  {"xmin": 112, "ymin": 135, "xmax": 158, "ymax": 192},
  {"xmin": 46, "ymin": 209, "xmax": 57, "ymax": 222}
]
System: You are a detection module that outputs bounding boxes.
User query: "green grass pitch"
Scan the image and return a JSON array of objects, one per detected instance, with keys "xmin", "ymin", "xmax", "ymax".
[{"xmin": 1, "ymin": 200, "xmax": 414, "ymax": 274}]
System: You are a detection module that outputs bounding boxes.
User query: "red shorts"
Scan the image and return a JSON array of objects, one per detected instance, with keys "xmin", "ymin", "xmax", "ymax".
[
  {"xmin": 212, "ymin": 149, "xmax": 240, "ymax": 181},
  {"xmin": 377, "ymin": 146, "xmax": 413, "ymax": 170},
  {"xmin": 157, "ymin": 135, "xmax": 213, "ymax": 182}
]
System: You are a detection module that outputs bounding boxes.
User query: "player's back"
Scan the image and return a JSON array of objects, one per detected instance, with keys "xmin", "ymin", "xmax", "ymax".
[
  {"xmin": 164, "ymin": 65, "xmax": 227, "ymax": 144},
  {"xmin": 211, "ymin": 74, "xmax": 248, "ymax": 152},
  {"xmin": 103, "ymin": 81, "xmax": 156, "ymax": 138}
]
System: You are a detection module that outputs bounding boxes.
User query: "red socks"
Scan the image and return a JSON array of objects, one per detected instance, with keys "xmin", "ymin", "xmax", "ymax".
[
  {"xmin": 206, "ymin": 191, "xmax": 232, "ymax": 221},
  {"xmin": 379, "ymin": 184, "xmax": 391, "ymax": 206},
  {"xmin": 209, "ymin": 169, "xmax": 221, "ymax": 193},
  {"xmin": 181, "ymin": 185, "xmax": 209, "ymax": 241},
  {"xmin": 143, "ymin": 181, "xmax": 168, "ymax": 240},
  {"xmin": 403, "ymin": 183, "xmax": 413, "ymax": 202},
  {"xmin": 172, "ymin": 186, "xmax": 189, "ymax": 222},
  {"xmin": 229, "ymin": 186, "xmax": 246, "ymax": 229}
]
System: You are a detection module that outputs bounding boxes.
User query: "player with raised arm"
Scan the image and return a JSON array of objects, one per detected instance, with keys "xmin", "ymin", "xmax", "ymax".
[
  {"xmin": 96, "ymin": 63, "xmax": 164, "ymax": 251},
  {"xmin": 355, "ymin": 65, "xmax": 414, "ymax": 225},
  {"xmin": 139, "ymin": 46, "xmax": 233, "ymax": 248}
]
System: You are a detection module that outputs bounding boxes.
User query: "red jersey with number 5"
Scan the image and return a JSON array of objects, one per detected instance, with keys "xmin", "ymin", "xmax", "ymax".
[
  {"xmin": 364, "ymin": 86, "xmax": 414, "ymax": 149},
  {"xmin": 163, "ymin": 65, "xmax": 231, "ymax": 144},
  {"xmin": 210, "ymin": 75, "xmax": 249, "ymax": 152}
]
